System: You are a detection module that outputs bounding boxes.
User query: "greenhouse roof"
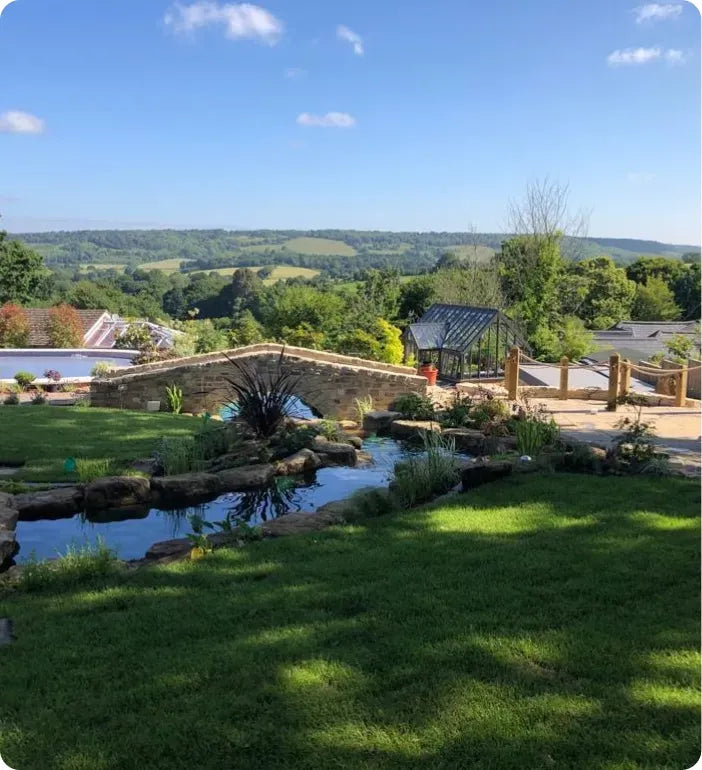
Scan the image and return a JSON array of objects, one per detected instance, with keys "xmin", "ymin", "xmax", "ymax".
[{"xmin": 406, "ymin": 304, "xmax": 521, "ymax": 353}]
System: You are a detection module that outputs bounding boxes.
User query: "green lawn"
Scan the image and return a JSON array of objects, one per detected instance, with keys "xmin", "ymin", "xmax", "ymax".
[
  {"xmin": 0, "ymin": 407, "xmax": 201, "ymax": 482},
  {"xmin": 0, "ymin": 474, "xmax": 699, "ymax": 769}
]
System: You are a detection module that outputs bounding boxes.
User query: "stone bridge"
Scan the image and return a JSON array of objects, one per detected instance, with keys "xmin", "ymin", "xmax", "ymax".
[{"xmin": 90, "ymin": 344, "xmax": 428, "ymax": 419}]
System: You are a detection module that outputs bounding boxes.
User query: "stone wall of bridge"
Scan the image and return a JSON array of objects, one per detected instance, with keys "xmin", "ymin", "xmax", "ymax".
[{"xmin": 90, "ymin": 344, "xmax": 428, "ymax": 420}]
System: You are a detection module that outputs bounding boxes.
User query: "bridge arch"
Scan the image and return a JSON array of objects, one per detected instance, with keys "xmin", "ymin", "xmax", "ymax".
[{"xmin": 90, "ymin": 344, "xmax": 428, "ymax": 420}]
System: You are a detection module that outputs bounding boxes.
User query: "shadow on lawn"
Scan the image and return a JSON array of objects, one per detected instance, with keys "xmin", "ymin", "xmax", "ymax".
[{"xmin": 0, "ymin": 474, "xmax": 699, "ymax": 769}]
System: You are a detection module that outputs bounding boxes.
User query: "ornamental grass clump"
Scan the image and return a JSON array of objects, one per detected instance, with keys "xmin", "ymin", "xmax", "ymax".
[{"xmin": 391, "ymin": 431, "xmax": 460, "ymax": 509}]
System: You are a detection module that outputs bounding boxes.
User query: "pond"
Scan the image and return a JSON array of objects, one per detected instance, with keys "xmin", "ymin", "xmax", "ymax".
[
  {"xmin": 15, "ymin": 436, "xmax": 426, "ymax": 562},
  {"xmin": 0, "ymin": 350, "xmax": 134, "ymax": 380}
]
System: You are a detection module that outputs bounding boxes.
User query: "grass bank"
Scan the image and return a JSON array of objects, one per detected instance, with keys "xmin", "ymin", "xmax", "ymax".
[
  {"xmin": 0, "ymin": 474, "xmax": 699, "ymax": 769},
  {"xmin": 0, "ymin": 406, "xmax": 202, "ymax": 482}
]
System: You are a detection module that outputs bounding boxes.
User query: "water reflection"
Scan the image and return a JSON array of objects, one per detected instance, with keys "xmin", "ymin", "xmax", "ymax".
[{"xmin": 16, "ymin": 435, "xmax": 414, "ymax": 562}]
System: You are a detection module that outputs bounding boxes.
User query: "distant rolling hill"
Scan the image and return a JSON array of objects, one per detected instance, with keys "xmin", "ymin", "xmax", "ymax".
[{"xmin": 11, "ymin": 229, "xmax": 700, "ymax": 277}]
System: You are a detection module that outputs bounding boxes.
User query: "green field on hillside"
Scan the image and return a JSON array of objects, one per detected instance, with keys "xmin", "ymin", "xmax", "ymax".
[
  {"xmin": 244, "ymin": 237, "xmax": 357, "ymax": 257},
  {"xmin": 78, "ymin": 263, "xmax": 127, "ymax": 272},
  {"xmin": 446, "ymin": 244, "xmax": 496, "ymax": 262},
  {"xmin": 191, "ymin": 265, "xmax": 321, "ymax": 282},
  {"xmin": 138, "ymin": 258, "xmax": 195, "ymax": 272}
]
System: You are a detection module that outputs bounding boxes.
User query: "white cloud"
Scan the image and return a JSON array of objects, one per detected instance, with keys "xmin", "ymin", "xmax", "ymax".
[
  {"xmin": 664, "ymin": 48, "xmax": 685, "ymax": 63},
  {"xmin": 284, "ymin": 67, "xmax": 306, "ymax": 79},
  {"xmin": 607, "ymin": 46, "xmax": 687, "ymax": 66},
  {"xmin": 164, "ymin": 2, "xmax": 283, "ymax": 44},
  {"xmin": 297, "ymin": 112, "xmax": 356, "ymax": 128},
  {"xmin": 0, "ymin": 110, "xmax": 44, "ymax": 134},
  {"xmin": 627, "ymin": 172, "xmax": 656, "ymax": 184},
  {"xmin": 607, "ymin": 46, "xmax": 661, "ymax": 65},
  {"xmin": 337, "ymin": 25, "xmax": 363, "ymax": 55},
  {"xmin": 634, "ymin": 3, "xmax": 683, "ymax": 23}
]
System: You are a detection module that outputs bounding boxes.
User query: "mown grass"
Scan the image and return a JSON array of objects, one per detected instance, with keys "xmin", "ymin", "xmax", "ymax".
[
  {"xmin": 0, "ymin": 474, "xmax": 698, "ymax": 769},
  {"xmin": 0, "ymin": 407, "xmax": 202, "ymax": 482}
]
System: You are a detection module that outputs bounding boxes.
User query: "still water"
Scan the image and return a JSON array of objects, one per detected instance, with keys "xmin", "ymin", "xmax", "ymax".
[{"xmin": 15, "ymin": 436, "xmax": 418, "ymax": 562}]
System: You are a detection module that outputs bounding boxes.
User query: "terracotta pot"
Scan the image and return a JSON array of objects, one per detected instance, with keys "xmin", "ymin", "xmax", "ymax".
[{"xmin": 420, "ymin": 364, "xmax": 438, "ymax": 386}]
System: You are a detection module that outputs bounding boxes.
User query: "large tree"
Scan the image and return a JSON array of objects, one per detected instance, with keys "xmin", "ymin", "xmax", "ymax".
[
  {"xmin": 673, "ymin": 263, "xmax": 701, "ymax": 320},
  {"xmin": 0, "ymin": 232, "xmax": 47, "ymax": 304},
  {"xmin": 631, "ymin": 278, "xmax": 681, "ymax": 321},
  {"xmin": 566, "ymin": 257, "xmax": 636, "ymax": 328},
  {"xmin": 625, "ymin": 257, "xmax": 686, "ymax": 287}
]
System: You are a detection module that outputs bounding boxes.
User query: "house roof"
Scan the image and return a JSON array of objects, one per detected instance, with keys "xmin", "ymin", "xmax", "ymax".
[
  {"xmin": 589, "ymin": 319, "xmax": 700, "ymax": 362},
  {"xmin": 24, "ymin": 309, "xmax": 109, "ymax": 347},
  {"xmin": 406, "ymin": 304, "xmax": 523, "ymax": 353},
  {"xmin": 608, "ymin": 320, "xmax": 698, "ymax": 338}
]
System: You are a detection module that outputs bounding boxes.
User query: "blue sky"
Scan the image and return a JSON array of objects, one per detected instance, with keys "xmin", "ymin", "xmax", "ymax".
[{"xmin": 0, "ymin": 0, "xmax": 699, "ymax": 243}]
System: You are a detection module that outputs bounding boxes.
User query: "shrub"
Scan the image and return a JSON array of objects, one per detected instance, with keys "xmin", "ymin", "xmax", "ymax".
[
  {"xmin": 90, "ymin": 361, "xmax": 116, "ymax": 378},
  {"xmin": 469, "ymin": 395, "xmax": 510, "ymax": 429},
  {"xmin": 0, "ymin": 303, "xmax": 30, "ymax": 347},
  {"xmin": 115, "ymin": 323, "xmax": 154, "ymax": 351},
  {"xmin": 47, "ymin": 304, "xmax": 84, "ymax": 348},
  {"xmin": 165, "ymin": 384, "xmax": 183, "ymax": 414},
  {"xmin": 317, "ymin": 419, "xmax": 342, "ymax": 441},
  {"xmin": 30, "ymin": 393, "xmax": 47, "ymax": 406},
  {"xmin": 223, "ymin": 349, "xmax": 303, "ymax": 437},
  {"xmin": 393, "ymin": 392, "xmax": 436, "ymax": 421},
  {"xmin": 275, "ymin": 425, "xmax": 317, "ymax": 456},
  {"xmin": 14, "ymin": 371, "xmax": 36, "ymax": 390},
  {"xmin": 75, "ymin": 458, "xmax": 113, "ymax": 482},
  {"xmin": 3, "ymin": 393, "xmax": 19, "ymax": 405},
  {"xmin": 439, "ymin": 391, "xmax": 473, "ymax": 428},
  {"xmin": 19, "ymin": 538, "xmax": 120, "ymax": 592},
  {"xmin": 391, "ymin": 432, "xmax": 460, "ymax": 509}
]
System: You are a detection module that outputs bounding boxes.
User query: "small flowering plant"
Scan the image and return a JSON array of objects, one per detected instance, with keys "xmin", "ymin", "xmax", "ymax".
[{"xmin": 43, "ymin": 369, "xmax": 62, "ymax": 392}]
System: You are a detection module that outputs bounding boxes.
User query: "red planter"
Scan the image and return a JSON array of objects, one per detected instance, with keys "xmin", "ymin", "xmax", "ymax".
[{"xmin": 419, "ymin": 364, "xmax": 438, "ymax": 386}]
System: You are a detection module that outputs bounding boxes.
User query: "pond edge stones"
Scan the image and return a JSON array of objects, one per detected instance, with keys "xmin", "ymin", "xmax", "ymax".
[{"xmin": 0, "ymin": 492, "xmax": 19, "ymax": 568}]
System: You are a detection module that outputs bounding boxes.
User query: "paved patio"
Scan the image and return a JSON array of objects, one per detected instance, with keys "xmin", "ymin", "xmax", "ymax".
[{"xmin": 542, "ymin": 399, "xmax": 701, "ymax": 476}]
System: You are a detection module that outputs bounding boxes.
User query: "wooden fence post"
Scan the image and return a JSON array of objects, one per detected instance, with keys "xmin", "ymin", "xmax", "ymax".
[
  {"xmin": 507, "ymin": 346, "xmax": 520, "ymax": 400},
  {"xmin": 559, "ymin": 357, "xmax": 569, "ymax": 400},
  {"xmin": 675, "ymin": 367, "xmax": 688, "ymax": 407},
  {"xmin": 607, "ymin": 354, "xmax": 620, "ymax": 411},
  {"xmin": 619, "ymin": 359, "xmax": 631, "ymax": 397}
]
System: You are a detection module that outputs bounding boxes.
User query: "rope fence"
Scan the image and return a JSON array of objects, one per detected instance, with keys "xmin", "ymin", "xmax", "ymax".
[{"xmin": 504, "ymin": 346, "xmax": 698, "ymax": 410}]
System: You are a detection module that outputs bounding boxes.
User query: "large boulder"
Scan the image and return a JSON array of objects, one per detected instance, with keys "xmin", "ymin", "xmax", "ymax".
[
  {"xmin": 151, "ymin": 472, "xmax": 222, "ymax": 504},
  {"xmin": 216, "ymin": 464, "xmax": 276, "ymax": 492},
  {"xmin": 0, "ymin": 493, "xmax": 18, "ymax": 532},
  {"xmin": 363, "ymin": 410, "xmax": 402, "ymax": 433},
  {"xmin": 312, "ymin": 437, "xmax": 357, "ymax": 466},
  {"xmin": 14, "ymin": 486, "xmax": 85, "ymax": 521},
  {"xmin": 0, "ymin": 493, "xmax": 18, "ymax": 569},
  {"xmin": 84, "ymin": 476, "xmax": 151, "ymax": 511},
  {"xmin": 442, "ymin": 428, "xmax": 487, "ymax": 454},
  {"xmin": 461, "ymin": 460, "xmax": 513, "ymax": 490},
  {"xmin": 275, "ymin": 449, "xmax": 322, "ymax": 476},
  {"xmin": 390, "ymin": 420, "xmax": 442, "ymax": 441},
  {"xmin": 344, "ymin": 435, "xmax": 363, "ymax": 450},
  {"xmin": 0, "ymin": 530, "xmax": 17, "ymax": 570},
  {"xmin": 261, "ymin": 510, "xmax": 340, "ymax": 537}
]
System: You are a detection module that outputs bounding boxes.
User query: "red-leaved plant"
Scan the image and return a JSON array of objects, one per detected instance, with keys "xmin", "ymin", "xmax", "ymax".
[
  {"xmin": 0, "ymin": 303, "xmax": 30, "ymax": 347},
  {"xmin": 47, "ymin": 304, "xmax": 84, "ymax": 348}
]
